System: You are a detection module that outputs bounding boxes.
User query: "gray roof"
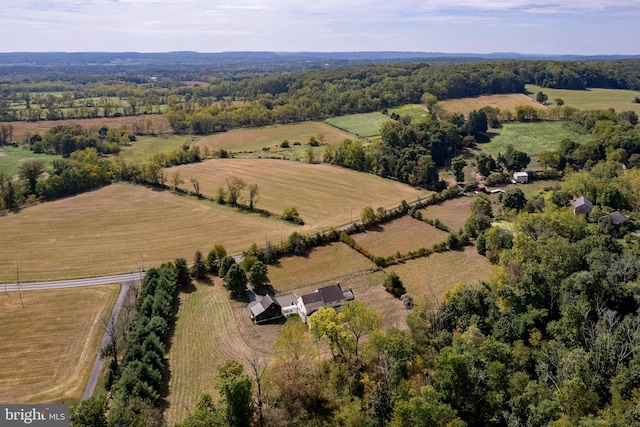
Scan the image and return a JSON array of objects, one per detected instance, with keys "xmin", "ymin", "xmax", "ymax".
[
  {"xmin": 275, "ymin": 294, "xmax": 298, "ymax": 307},
  {"xmin": 318, "ymin": 284, "xmax": 345, "ymax": 303},
  {"xmin": 573, "ymin": 196, "xmax": 593, "ymax": 209},
  {"xmin": 248, "ymin": 295, "xmax": 280, "ymax": 317},
  {"xmin": 602, "ymin": 211, "xmax": 629, "ymax": 225},
  {"xmin": 301, "ymin": 292, "xmax": 323, "ymax": 304}
]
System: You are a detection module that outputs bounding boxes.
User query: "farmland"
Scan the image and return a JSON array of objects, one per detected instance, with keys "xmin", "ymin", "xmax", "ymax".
[
  {"xmin": 421, "ymin": 197, "xmax": 477, "ymax": 231},
  {"xmin": 167, "ymin": 159, "xmax": 430, "ymax": 228},
  {"xmin": 352, "ymin": 216, "xmax": 449, "ymax": 258},
  {"xmin": 0, "ymin": 284, "xmax": 120, "ymax": 405},
  {"xmin": 117, "ymin": 134, "xmax": 194, "ymax": 162},
  {"xmin": 0, "ymin": 183, "xmax": 300, "ymax": 282},
  {"xmin": 386, "ymin": 247, "xmax": 492, "ymax": 303},
  {"xmin": 439, "ymin": 93, "xmax": 543, "ymax": 116},
  {"xmin": 0, "ymin": 145, "xmax": 60, "ymax": 177},
  {"xmin": 388, "ymin": 104, "xmax": 429, "ymax": 120},
  {"xmin": 526, "ymin": 84, "xmax": 640, "ymax": 113},
  {"xmin": 481, "ymin": 121, "xmax": 592, "ymax": 156},
  {"xmin": 325, "ymin": 112, "xmax": 390, "ymax": 137},
  {"xmin": 197, "ymin": 122, "xmax": 356, "ymax": 155}
]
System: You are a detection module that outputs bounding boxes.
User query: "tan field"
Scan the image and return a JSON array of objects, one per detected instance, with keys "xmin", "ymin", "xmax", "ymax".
[
  {"xmin": 352, "ymin": 216, "xmax": 449, "ymax": 258},
  {"xmin": 197, "ymin": 122, "xmax": 355, "ymax": 152},
  {"xmin": 421, "ymin": 197, "xmax": 477, "ymax": 232},
  {"xmin": 167, "ymin": 159, "xmax": 430, "ymax": 229},
  {"xmin": 439, "ymin": 93, "xmax": 544, "ymax": 116},
  {"xmin": 386, "ymin": 247, "xmax": 492, "ymax": 303},
  {"xmin": 0, "ymin": 183, "xmax": 300, "ymax": 282},
  {"xmin": 0, "ymin": 284, "xmax": 120, "ymax": 404}
]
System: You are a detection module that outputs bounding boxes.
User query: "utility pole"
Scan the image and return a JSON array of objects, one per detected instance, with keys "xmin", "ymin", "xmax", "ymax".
[{"xmin": 16, "ymin": 266, "xmax": 23, "ymax": 307}]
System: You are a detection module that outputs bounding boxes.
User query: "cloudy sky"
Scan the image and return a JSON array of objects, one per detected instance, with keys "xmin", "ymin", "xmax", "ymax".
[{"xmin": 0, "ymin": 0, "xmax": 638, "ymax": 55}]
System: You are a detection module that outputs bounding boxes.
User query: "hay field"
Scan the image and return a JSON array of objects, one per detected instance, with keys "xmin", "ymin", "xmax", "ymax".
[
  {"xmin": 197, "ymin": 122, "xmax": 355, "ymax": 153},
  {"xmin": 165, "ymin": 267, "xmax": 403, "ymax": 425},
  {"xmin": 386, "ymin": 247, "xmax": 492, "ymax": 303},
  {"xmin": 526, "ymin": 85, "xmax": 640, "ymax": 113},
  {"xmin": 0, "ymin": 183, "xmax": 299, "ymax": 282},
  {"xmin": 352, "ymin": 216, "xmax": 449, "ymax": 258},
  {"xmin": 6, "ymin": 115, "xmax": 168, "ymax": 141},
  {"xmin": 0, "ymin": 284, "xmax": 120, "ymax": 404},
  {"xmin": 167, "ymin": 159, "xmax": 429, "ymax": 229},
  {"xmin": 421, "ymin": 197, "xmax": 477, "ymax": 232},
  {"xmin": 267, "ymin": 242, "xmax": 376, "ymax": 293},
  {"xmin": 439, "ymin": 94, "xmax": 543, "ymax": 116}
]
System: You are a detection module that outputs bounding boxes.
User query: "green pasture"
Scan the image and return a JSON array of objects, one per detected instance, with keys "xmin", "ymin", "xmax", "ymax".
[
  {"xmin": 0, "ymin": 146, "xmax": 60, "ymax": 177},
  {"xmin": 325, "ymin": 112, "xmax": 390, "ymax": 137},
  {"xmin": 117, "ymin": 134, "xmax": 195, "ymax": 162},
  {"xmin": 526, "ymin": 85, "xmax": 640, "ymax": 113},
  {"xmin": 388, "ymin": 104, "xmax": 429, "ymax": 121},
  {"xmin": 481, "ymin": 121, "xmax": 592, "ymax": 156}
]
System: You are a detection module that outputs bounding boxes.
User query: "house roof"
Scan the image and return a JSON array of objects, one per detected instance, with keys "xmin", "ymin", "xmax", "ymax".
[
  {"xmin": 601, "ymin": 211, "xmax": 629, "ymax": 225},
  {"xmin": 275, "ymin": 294, "xmax": 298, "ymax": 307},
  {"xmin": 248, "ymin": 295, "xmax": 280, "ymax": 317},
  {"xmin": 573, "ymin": 196, "xmax": 593, "ymax": 209},
  {"xmin": 318, "ymin": 284, "xmax": 345, "ymax": 303},
  {"xmin": 301, "ymin": 292, "xmax": 323, "ymax": 305},
  {"xmin": 514, "ymin": 172, "xmax": 528, "ymax": 177}
]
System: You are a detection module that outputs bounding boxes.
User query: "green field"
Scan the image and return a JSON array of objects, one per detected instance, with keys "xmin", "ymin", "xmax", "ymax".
[
  {"xmin": 117, "ymin": 134, "xmax": 194, "ymax": 162},
  {"xmin": 482, "ymin": 121, "xmax": 592, "ymax": 156},
  {"xmin": 526, "ymin": 85, "xmax": 640, "ymax": 113},
  {"xmin": 0, "ymin": 146, "xmax": 60, "ymax": 177},
  {"xmin": 388, "ymin": 104, "xmax": 429, "ymax": 120},
  {"xmin": 325, "ymin": 112, "xmax": 390, "ymax": 137}
]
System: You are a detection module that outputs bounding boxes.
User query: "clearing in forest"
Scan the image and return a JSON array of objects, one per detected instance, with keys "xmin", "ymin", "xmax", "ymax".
[
  {"xmin": 386, "ymin": 247, "xmax": 492, "ymax": 303},
  {"xmin": 352, "ymin": 216, "xmax": 449, "ymax": 258},
  {"xmin": 439, "ymin": 93, "xmax": 543, "ymax": 116},
  {"xmin": 481, "ymin": 121, "xmax": 592, "ymax": 156},
  {"xmin": 325, "ymin": 112, "xmax": 390, "ymax": 137},
  {"xmin": 0, "ymin": 284, "xmax": 120, "ymax": 405},
  {"xmin": 526, "ymin": 85, "xmax": 640, "ymax": 113},
  {"xmin": 0, "ymin": 183, "xmax": 299, "ymax": 282},
  {"xmin": 167, "ymin": 159, "xmax": 430, "ymax": 229}
]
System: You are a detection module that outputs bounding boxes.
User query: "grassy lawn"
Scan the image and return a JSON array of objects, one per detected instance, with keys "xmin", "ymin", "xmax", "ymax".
[
  {"xmin": 0, "ymin": 145, "xmax": 60, "ymax": 177},
  {"xmin": 325, "ymin": 112, "xmax": 390, "ymax": 137},
  {"xmin": 352, "ymin": 216, "xmax": 449, "ymax": 258},
  {"xmin": 526, "ymin": 84, "xmax": 640, "ymax": 113},
  {"xmin": 388, "ymin": 104, "xmax": 429, "ymax": 120},
  {"xmin": 0, "ymin": 183, "xmax": 300, "ymax": 282},
  {"xmin": 117, "ymin": 134, "xmax": 193, "ymax": 162},
  {"xmin": 439, "ymin": 93, "xmax": 543, "ymax": 116},
  {"xmin": 168, "ymin": 159, "xmax": 430, "ymax": 229},
  {"xmin": 0, "ymin": 284, "xmax": 120, "ymax": 405},
  {"xmin": 197, "ymin": 122, "xmax": 356, "ymax": 154},
  {"xmin": 481, "ymin": 121, "xmax": 592, "ymax": 156},
  {"xmin": 387, "ymin": 247, "xmax": 492, "ymax": 304}
]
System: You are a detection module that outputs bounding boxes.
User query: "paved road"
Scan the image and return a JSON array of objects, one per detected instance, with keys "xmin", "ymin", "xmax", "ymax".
[{"xmin": 0, "ymin": 272, "xmax": 144, "ymax": 292}]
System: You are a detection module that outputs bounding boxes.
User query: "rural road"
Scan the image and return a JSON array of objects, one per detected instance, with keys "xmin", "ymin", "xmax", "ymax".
[{"xmin": 0, "ymin": 272, "xmax": 144, "ymax": 292}]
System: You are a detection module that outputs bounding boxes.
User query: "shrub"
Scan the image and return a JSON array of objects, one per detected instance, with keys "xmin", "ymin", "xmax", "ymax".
[{"xmin": 384, "ymin": 272, "xmax": 407, "ymax": 298}]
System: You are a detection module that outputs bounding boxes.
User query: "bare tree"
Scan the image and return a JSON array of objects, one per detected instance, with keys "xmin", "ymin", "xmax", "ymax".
[{"xmin": 246, "ymin": 351, "xmax": 268, "ymax": 427}]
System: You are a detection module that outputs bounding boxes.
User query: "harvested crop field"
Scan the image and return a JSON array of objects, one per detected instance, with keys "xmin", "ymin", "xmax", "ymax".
[
  {"xmin": 267, "ymin": 242, "xmax": 376, "ymax": 293},
  {"xmin": 6, "ymin": 115, "xmax": 168, "ymax": 141},
  {"xmin": 386, "ymin": 247, "xmax": 492, "ymax": 303},
  {"xmin": 421, "ymin": 196, "xmax": 480, "ymax": 231},
  {"xmin": 0, "ymin": 183, "xmax": 299, "ymax": 282},
  {"xmin": 0, "ymin": 284, "xmax": 120, "ymax": 404},
  {"xmin": 198, "ymin": 122, "xmax": 355, "ymax": 153},
  {"xmin": 167, "ymin": 159, "xmax": 429, "ymax": 229},
  {"xmin": 352, "ymin": 216, "xmax": 449, "ymax": 258},
  {"xmin": 526, "ymin": 85, "xmax": 640, "ymax": 113},
  {"xmin": 439, "ymin": 94, "xmax": 544, "ymax": 116}
]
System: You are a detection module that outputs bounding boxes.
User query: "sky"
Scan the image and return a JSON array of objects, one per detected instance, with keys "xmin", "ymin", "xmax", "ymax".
[{"xmin": 0, "ymin": 0, "xmax": 638, "ymax": 55}]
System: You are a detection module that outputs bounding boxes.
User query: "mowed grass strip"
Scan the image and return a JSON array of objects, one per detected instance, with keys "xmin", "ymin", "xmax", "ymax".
[
  {"xmin": 267, "ymin": 242, "xmax": 376, "ymax": 293},
  {"xmin": 198, "ymin": 122, "xmax": 356, "ymax": 153},
  {"xmin": 352, "ymin": 216, "xmax": 449, "ymax": 258},
  {"xmin": 0, "ymin": 284, "xmax": 120, "ymax": 405},
  {"xmin": 325, "ymin": 112, "xmax": 390, "ymax": 137},
  {"xmin": 387, "ymin": 247, "xmax": 492, "ymax": 303},
  {"xmin": 0, "ymin": 183, "xmax": 299, "ymax": 282},
  {"xmin": 439, "ymin": 94, "xmax": 543, "ymax": 116},
  {"xmin": 481, "ymin": 121, "xmax": 592, "ymax": 156},
  {"xmin": 526, "ymin": 84, "xmax": 640, "ymax": 113},
  {"xmin": 168, "ymin": 159, "xmax": 430, "ymax": 229}
]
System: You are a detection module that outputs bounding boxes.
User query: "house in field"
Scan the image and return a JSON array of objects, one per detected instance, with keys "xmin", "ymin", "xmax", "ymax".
[
  {"xmin": 513, "ymin": 171, "xmax": 529, "ymax": 183},
  {"xmin": 573, "ymin": 196, "xmax": 593, "ymax": 215},
  {"xmin": 297, "ymin": 283, "xmax": 354, "ymax": 323}
]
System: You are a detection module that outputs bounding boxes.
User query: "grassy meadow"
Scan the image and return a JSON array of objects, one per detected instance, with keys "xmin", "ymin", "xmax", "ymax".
[
  {"xmin": 352, "ymin": 216, "xmax": 449, "ymax": 258},
  {"xmin": 481, "ymin": 121, "xmax": 592, "ymax": 156},
  {"xmin": 0, "ymin": 183, "xmax": 300, "ymax": 282},
  {"xmin": 439, "ymin": 93, "xmax": 543, "ymax": 116},
  {"xmin": 0, "ymin": 284, "xmax": 120, "ymax": 405},
  {"xmin": 0, "ymin": 145, "xmax": 60, "ymax": 177},
  {"xmin": 526, "ymin": 84, "xmax": 640, "ymax": 113},
  {"xmin": 167, "ymin": 159, "xmax": 430, "ymax": 229},
  {"xmin": 118, "ymin": 134, "xmax": 194, "ymax": 162},
  {"xmin": 386, "ymin": 247, "xmax": 492, "ymax": 303},
  {"xmin": 197, "ymin": 122, "xmax": 356, "ymax": 155},
  {"xmin": 388, "ymin": 104, "xmax": 429, "ymax": 120},
  {"xmin": 325, "ymin": 112, "xmax": 390, "ymax": 137}
]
